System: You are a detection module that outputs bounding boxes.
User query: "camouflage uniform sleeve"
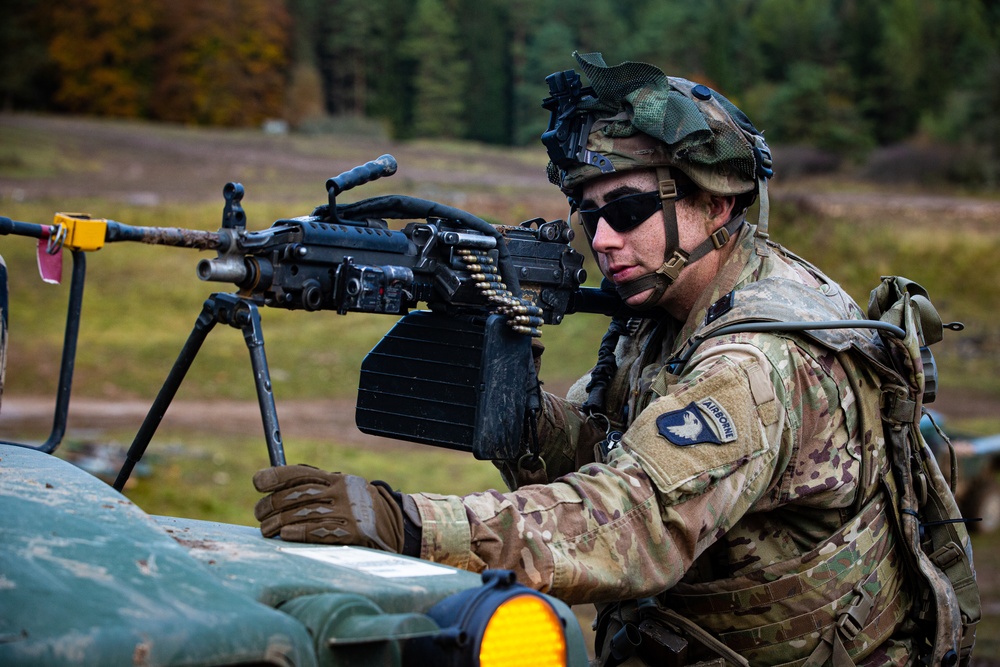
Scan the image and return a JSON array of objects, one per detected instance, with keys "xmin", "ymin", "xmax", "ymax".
[
  {"xmin": 412, "ymin": 344, "xmax": 793, "ymax": 605},
  {"xmin": 412, "ymin": 450, "xmax": 672, "ymax": 604}
]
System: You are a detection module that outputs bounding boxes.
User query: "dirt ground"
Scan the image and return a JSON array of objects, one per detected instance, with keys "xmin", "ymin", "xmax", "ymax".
[{"xmin": 0, "ymin": 384, "xmax": 995, "ymax": 444}]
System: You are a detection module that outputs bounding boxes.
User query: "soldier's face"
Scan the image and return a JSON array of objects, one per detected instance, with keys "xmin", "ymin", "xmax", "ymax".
[{"xmin": 580, "ymin": 169, "xmax": 714, "ymax": 313}]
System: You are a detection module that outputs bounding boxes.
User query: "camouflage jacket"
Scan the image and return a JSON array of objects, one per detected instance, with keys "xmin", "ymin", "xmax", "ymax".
[{"xmin": 410, "ymin": 225, "xmax": 911, "ymax": 661}]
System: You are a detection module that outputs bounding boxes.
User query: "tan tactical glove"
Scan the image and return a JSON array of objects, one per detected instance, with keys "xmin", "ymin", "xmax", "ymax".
[{"xmin": 253, "ymin": 465, "xmax": 405, "ymax": 552}]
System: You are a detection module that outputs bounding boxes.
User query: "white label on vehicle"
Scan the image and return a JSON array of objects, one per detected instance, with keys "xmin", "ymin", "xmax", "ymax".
[{"xmin": 278, "ymin": 546, "xmax": 456, "ymax": 578}]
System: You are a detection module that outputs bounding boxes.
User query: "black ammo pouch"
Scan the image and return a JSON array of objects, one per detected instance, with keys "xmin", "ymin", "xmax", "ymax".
[{"xmin": 594, "ymin": 599, "xmax": 748, "ymax": 667}]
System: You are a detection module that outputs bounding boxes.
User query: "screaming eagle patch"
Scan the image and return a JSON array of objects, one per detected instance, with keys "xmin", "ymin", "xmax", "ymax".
[{"xmin": 656, "ymin": 397, "xmax": 738, "ymax": 446}]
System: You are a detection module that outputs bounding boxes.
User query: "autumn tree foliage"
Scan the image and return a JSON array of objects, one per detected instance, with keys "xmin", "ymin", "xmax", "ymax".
[
  {"xmin": 152, "ymin": 0, "xmax": 292, "ymax": 126},
  {"xmin": 44, "ymin": 0, "xmax": 290, "ymax": 127},
  {"xmin": 47, "ymin": 0, "xmax": 159, "ymax": 118}
]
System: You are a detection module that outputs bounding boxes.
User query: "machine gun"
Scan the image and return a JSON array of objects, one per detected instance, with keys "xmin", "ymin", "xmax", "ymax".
[{"xmin": 0, "ymin": 155, "xmax": 626, "ymax": 489}]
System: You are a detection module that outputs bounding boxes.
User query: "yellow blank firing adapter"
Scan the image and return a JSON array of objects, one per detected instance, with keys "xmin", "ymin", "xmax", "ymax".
[{"xmin": 53, "ymin": 213, "xmax": 108, "ymax": 252}]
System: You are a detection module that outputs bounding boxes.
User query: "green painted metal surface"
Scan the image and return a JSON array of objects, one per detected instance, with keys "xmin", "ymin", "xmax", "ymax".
[
  {"xmin": 0, "ymin": 443, "xmax": 588, "ymax": 666},
  {"xmin": 0, "ymin": 443, "xmax": 317, "ymax": 666},
  {"xmin": 152, "ymin": 515, "xmax": 482, "ymax": 612}
]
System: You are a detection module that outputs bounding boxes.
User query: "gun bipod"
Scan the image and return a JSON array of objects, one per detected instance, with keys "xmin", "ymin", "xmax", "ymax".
[{"xmin": 113, "ymin": 293, "xmax": 284, "ymax": 491}]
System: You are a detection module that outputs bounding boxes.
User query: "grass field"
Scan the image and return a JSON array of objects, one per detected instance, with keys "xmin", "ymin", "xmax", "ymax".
[{"xmin": 2, "ymin": 113, "xmax": 1000, "ymax": 659}]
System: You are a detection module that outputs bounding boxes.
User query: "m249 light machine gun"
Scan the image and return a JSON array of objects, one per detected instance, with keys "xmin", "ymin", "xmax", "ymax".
[{"xmin": 0, "ymin": 155, "xmax": 622, "ymax": 489}]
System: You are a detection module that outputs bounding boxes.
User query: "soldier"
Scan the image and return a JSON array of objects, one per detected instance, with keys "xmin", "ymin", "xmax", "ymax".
[{"xmin": 254, "ymin": 53, "xmax": 972, "ymax": 666}]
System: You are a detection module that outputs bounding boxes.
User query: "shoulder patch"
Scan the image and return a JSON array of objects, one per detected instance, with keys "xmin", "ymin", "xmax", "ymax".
[
  {"xmin": 656, "ymin": 397, "xmax": 738, "ymax": 446},
  {"xmin": 623, "ymin": 357, "xmax": 773, "ymax": 497}
]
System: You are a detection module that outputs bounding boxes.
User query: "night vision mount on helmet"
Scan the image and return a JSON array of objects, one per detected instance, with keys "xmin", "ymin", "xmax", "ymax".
[{"xmin": 541, "ymin": 52, "xmax": 774, "ymax": 309}]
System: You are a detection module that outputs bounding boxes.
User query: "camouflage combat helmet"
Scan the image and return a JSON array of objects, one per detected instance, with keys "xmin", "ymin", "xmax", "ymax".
[{"xmin": 541, "ymin": 52, "xmax": 774, "ymax": 309}]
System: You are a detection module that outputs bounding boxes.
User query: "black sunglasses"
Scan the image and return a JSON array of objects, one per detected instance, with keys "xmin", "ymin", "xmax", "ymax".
[{"xmin": 578, "ymin": 190, "xmax": 684, "ymax": 239}]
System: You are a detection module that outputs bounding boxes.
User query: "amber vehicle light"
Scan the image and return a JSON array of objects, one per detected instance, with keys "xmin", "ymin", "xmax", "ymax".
[
  {"xmin": 480, "ymin": 594, "xmax": 567, "ymax": 667},
  {"xmin": 406, "ymin": 570, "xmax": 568, "ymax": 667}
]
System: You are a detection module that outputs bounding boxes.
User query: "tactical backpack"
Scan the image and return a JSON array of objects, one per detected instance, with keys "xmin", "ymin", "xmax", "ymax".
[
  {"xmin": 864, "ymin": 277, "xmax": 979, "ymax": 666},
  {"xmin": 592, "ymin": 275, "xmax": 980, "ymax": 667}
]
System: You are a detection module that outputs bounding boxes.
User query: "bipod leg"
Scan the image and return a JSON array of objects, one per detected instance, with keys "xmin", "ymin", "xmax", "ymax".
[
  {"xmin": 225, "ymin": 295, "xmax": 285, "ymax": 467},
  {"xmin": 113, "ymin": 296, "xmax": 219, "ymax": 491}
]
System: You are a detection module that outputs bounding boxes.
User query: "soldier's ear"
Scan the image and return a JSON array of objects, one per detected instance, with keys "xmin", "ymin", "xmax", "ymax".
[{"xmin": 707, "ymin": 195, "xmax": 736, "ymax": 223}]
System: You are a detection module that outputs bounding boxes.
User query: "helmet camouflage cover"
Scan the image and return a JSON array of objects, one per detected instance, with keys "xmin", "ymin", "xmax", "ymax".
[{"xmin": 544, "ymin": 52, "xmax": 772, "ymax": 199}]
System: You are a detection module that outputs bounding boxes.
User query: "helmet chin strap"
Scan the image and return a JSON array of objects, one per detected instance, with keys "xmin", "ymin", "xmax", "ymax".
[{"xmin": 615, "ymin": 167, "xmax": 743, "ymax": 310}]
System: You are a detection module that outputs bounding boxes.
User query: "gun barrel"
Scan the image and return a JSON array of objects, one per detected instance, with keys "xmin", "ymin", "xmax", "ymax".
[
  {"xmin": 105, "ymin": 222, "xmax": 222, "ymax": 250},
  {"xmin": 0, "ymin": 216, "xmax": 222, "ymax": 252},
  {"xmin": 0, "ymin": 216, "xmax": 51, "ymax": 239}
]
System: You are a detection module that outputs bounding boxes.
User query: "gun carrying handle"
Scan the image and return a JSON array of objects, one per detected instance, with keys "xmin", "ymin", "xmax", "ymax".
[{"xmin": 327, "ymin": 155, "xmax": 398, "ymax": 208}]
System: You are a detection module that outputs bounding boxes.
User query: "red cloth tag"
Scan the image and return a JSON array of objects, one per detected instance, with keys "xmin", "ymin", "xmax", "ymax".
[{"xmin": 37, "ymin": 238, "xmax": 63, "ymax": 284}]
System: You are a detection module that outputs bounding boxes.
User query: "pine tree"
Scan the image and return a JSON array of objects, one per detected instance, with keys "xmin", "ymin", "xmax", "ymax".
[
  {"xmin": 312, "ymin": 0, "xmax": 374, "ymax": 116},
  {"xmin": 456, "ymin": 0, "xmax": 512, "ymax": 144},
  {"xmin": 401, "ymin": 0, "xmax": 469, "ymax": 138},
  {"xmin": 0, "ymin": 0, "xmax": 53, "ymax": 110}
]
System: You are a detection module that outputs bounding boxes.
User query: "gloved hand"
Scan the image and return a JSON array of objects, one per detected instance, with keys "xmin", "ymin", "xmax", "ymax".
[{"xmin": 253, "ymin": 465, "xmax": 404, "ymax": 552}]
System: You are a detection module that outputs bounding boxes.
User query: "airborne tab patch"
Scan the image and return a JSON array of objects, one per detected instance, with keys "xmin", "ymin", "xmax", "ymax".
[{"xmin": 656, "ymin": 397, "xmax": 738, "ymax": 446}]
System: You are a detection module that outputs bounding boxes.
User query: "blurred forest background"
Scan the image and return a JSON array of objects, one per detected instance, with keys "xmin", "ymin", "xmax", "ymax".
[{"xmin": 2, "ymin": 0, "xmax": 1000, "ymax": 186}]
